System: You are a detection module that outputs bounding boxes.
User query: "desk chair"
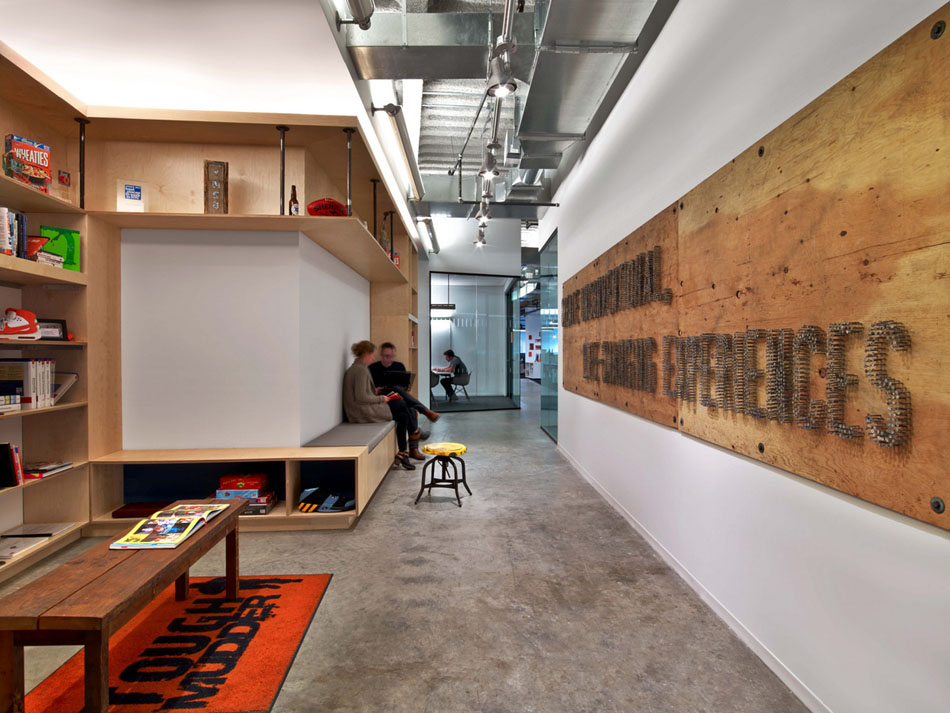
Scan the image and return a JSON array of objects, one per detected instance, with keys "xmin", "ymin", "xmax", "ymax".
[
  {"xmin": 429, "ymin": 371, "xmax": 441, "ymax": 404},
  {"xmin": 453, "ymin": 372, "xmax": 471, "ymax": 400}
]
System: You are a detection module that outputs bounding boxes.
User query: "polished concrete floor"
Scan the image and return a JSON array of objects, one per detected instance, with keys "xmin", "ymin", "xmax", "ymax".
[{"xmin": 3, "ymin": 380, "xmax": 809, "ymax": 712}]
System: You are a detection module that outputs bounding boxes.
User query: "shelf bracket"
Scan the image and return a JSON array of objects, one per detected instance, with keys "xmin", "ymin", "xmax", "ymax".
[
  {"xmin": 74, "ymin": 118, "xmax": 90, "ymax": 209},
  {"xmin": 276, "ymin": 126, "xmax": 289, "ymax": 215},
  {"xmin": 343, "ymin": 128, "xmax": 355, "ymax": 217}
]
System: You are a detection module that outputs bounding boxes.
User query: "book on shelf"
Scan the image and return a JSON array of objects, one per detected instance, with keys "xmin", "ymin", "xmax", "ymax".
[
  {"xmin": 0, "ymin": 536, "xmax": 48, "ymax": 560},
  {"xmin": 22, "ymin": 461, "xmax": 73, "ymax": 479},
  {"xmin": 110, "ymin": 503, "xmax": 230, "ymax": 550},
  {"xmin": 2, "ymin": 521, "xmax": 73, "ymax": 537},
  {"xmin": 0, "ymin": 443, "xmax": 23, "ymax": 487},
  {"xmin": 37, "ymin": 225, "xmax": 81, "ymax": 271},
  {"xmin": 242, "ymin": 499, "xmax": 276, "ymax": 516},
  {"xmin": 0, "ymin": 359, "xmax": 61, "ymax": 408},
  {"xmin": 53, "ymin": 371, "xmax": 78, "ymax": 404},
  {"xmin": 0, "ymin": 206, "xmax": 29, "ymax": 258}
]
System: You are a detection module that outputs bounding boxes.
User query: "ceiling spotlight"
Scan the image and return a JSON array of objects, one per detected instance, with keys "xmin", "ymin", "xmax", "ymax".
[
  {"xmin": 476, "ymin": 200, "xmax": 491, "ymax": 227},
  {"xmin": 487, "ymin": 55, "xmax": 517, "ymax": 98},
  {"xmin": 477, "ymin": 148, "xmax": 499, "ymax": 180},
  {"xmin": 474, "ymin": 226, "xmax": 487, "ymax": 246},
  {"xmin": 336, "ymin": 0, "xmax": 375, "ymax": 31}
]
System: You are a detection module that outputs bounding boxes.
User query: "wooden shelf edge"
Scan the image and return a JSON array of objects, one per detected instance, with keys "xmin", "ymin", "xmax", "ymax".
[
  {"xmin": 92, "ymin": 446, "xmax": 366, "ymax": 464},
  {"xmin": 0, "ymin": 339, "xmax": 86, "ymax": 348},
  {"xmin": 408, "ymin": 314, "xmax": 418, "ymax": 323},
  {"xmin": 87, "ymin": 211, "xmax": 406, "ymax": 284},
  {"xmin": 0, "ymin": 401, "xmax": 86, "ymax": 421},
  {"xmin": 21, "ymin": 461, "xmax": 88, "ymax": 489},
  {"xmin": 0, "ymin": 174, "xmax": 82, "ymax": 215},
  {"xmin": 85, "ymin": 508, "xmax": 355, "ymax": 536},
  {"xmin": 0, "ymin": 253, "xmax": 88, "ymax": 287}
]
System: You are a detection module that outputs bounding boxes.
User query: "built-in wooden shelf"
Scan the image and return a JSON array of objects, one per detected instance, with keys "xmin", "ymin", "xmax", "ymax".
[
  {"xmin": 88, "ymin": 212, "xmax": 406, "ymax": 284},
  {"xmin": 93, "ymin": 446, "xmax": 366, "ymax": 464},
  {"xmin": 0, "ymin": 339, "xmax": 86, "ymax": 349},
  {"xmin": 0, "ymin": 401, "xmax": 86, "ymax": 421},
  {"xmin": 22, "ymin": 461, "xmax": 88, "ymax": 487},
  {"xmin": 85, "ymin": 504, "xmax": 356, "ymax": 536},
  {"xmin": 0, "ymin": 461, "xmax": 90, "ymax": 494},
  {"xmin": 0, "ymin": 253, "xmax": 87, "ymax": 287},
  {"xmin": 0, "ymin": 174, "xmax": 80, "ymax": 215},
  {"xmin": 0, "ymin": 522, "xmax": 83, "ymax": 581}
]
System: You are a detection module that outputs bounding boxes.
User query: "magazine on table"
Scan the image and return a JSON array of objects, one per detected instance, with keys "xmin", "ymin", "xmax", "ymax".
[{"xmin": 110, "ymin": 503, "xmax": 230, "ymax": 550}]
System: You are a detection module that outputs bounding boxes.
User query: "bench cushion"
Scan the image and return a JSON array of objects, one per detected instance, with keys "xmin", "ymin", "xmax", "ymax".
[{"xmin": 305, "ymin": 421, "xmax": 395, "ymax": 451}]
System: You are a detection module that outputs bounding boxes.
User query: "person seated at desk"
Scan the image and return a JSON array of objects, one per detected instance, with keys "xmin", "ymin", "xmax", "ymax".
[
  {"xmin": 433, "ymin": 349, "xmax": 468, "ymax": 401},
  {"xmin": 369, "ymin": 342, "xmax": 441, "ymax": 428},
  {"xmin": 343, "ymin": 339, "xmax": 420, "ymax": 470}
]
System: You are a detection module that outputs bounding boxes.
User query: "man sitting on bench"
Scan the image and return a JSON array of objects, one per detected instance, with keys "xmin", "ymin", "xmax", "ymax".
[{"xmin": 370, "ymin": 342, "xmax": 441, "ymax": 435}]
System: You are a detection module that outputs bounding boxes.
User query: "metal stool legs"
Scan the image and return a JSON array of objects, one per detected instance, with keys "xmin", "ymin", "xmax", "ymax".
[{"xmin": 414, "ymin": 454, "xmax": 470, "ymax": 507}]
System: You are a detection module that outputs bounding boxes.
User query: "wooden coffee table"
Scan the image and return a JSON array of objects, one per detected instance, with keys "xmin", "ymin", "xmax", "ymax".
[{"xmin": 0, "ymin": 499, "xmax": 245, "ymax": 713}]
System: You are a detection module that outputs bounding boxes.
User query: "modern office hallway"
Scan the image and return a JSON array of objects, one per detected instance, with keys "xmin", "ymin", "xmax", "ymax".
[{"xmin": 5, "ymin": 381, "xmax": 808, "ymax": 712}]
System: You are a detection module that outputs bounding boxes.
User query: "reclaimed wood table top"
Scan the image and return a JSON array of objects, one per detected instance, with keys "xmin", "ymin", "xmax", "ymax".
[{"xmin": 0, "ymin": 499, "xmax": 245, "ymax": 634}]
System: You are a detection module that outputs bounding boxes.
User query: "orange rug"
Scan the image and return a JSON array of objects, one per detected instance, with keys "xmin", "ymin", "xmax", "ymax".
[{"xmin": 27, "ymin": 575, "xmax": 331, "ymax": 713}]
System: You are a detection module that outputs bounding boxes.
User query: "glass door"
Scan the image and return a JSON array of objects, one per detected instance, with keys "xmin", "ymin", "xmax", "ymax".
[
  {"xmin": 506, "ymin": 279, "xmax": 521, "ymax": 403},
  {"xmin": 540, "ymin": 232, "xmax": 558, "ymax": 441}
]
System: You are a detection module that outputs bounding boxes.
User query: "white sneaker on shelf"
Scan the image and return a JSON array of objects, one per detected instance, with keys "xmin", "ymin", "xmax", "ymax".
[{"xmin": 0, "ymin": 308, "xmax": 41, "ymax": 340}]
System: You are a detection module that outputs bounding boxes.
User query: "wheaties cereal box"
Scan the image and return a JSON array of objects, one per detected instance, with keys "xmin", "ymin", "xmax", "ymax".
[{"xmin": 3, "ymin": 135, "xmax": 52, "ymax": 193}]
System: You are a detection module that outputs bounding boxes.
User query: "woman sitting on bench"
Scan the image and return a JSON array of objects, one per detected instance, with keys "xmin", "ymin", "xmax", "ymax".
[{"xmin": 343, "ymin": 340, "xmax": 419, "ymax": 470}]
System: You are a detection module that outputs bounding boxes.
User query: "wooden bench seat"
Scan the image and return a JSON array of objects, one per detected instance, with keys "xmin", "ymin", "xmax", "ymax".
[{"xmin": 0, "ymin": 499, "xmax": 244, "ymax": 713}]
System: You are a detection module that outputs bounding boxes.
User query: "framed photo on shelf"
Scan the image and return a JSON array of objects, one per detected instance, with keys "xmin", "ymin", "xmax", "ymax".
[{"xmin": 37, "ymin": 319, "xmax": 68, "ymax": 340}]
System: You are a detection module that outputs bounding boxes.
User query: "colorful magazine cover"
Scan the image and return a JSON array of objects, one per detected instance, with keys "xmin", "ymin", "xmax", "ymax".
[{"xmin": 110, "ymin": 503, "xmax": 229, "ymax": 549}]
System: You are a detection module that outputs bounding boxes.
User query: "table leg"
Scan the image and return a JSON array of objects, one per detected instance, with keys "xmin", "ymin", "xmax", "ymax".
[
  {"xmin": 84, "ymin": 629, "xmax": 109, "ymax": 713},
  {"xmin": 226, "ymin": 526, "xmax": 239, "ymax": 599},
  {"xmin": 0, "ymin": 631, "xmax": 24, "ymax": 713},
  {"xmin": 175, "ymin": 569, "xmax": 190, "ymax": 601}
]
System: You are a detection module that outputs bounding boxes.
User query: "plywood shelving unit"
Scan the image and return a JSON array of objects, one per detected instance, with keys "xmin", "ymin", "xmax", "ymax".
[{"xmin": 0, "ymin": 40, "xmax": 420, "ymax": 577}]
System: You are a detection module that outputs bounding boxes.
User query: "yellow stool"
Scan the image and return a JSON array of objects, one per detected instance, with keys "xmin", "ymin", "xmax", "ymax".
[{"xmin": 415, "ymin": 442, "xmax": 471, "ymax": 507}]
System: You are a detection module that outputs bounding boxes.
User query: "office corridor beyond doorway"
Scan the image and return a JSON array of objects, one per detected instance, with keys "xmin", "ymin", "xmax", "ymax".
[{"xmin": 8, "ymin": 381, "xmax": 807, "ymax": 712}]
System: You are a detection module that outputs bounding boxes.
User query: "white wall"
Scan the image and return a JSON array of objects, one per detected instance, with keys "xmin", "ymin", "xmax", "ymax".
[
  {"xmin": 298, "ymin": 235, "xmax": 370, "ymax": 444},
  {"xmin": 122, "ymin": 229, "xmax": 368, "ymax": 448},
  {"xmin": 427, "ymin": 218, "xmax": 521, "ymax": 276},
  {"xmin": 539, "ymin": 1, "xmax": 950, "ymax": 712}
]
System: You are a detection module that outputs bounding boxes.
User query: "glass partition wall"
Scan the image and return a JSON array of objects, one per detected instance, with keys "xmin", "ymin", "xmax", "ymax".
[
  {"xmin": 539, "ymin": 232, "xmax": 558, "ymax": 441},
  {"xmin": 429, "ymin": 272, "xmax": 520, "ymax": 412}
]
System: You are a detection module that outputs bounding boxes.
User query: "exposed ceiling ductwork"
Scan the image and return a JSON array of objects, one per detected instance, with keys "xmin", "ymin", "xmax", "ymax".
[{"xmin": 336, "ymin": 0, "xmax": 679, "ymax": 225}]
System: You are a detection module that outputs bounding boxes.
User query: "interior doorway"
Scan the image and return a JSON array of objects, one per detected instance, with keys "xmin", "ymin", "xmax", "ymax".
[{"xmin": 429, "ymin": 272, "xmax": 520, "ymax": 412}]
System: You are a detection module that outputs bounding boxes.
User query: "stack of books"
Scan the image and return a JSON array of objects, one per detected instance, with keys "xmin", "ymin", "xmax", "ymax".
[
  {"xmin": 0, "ymin": 443, "xmax": 24, "ymax": 487},
  {"xmin": 215, "ymin": 473, "xmax": 275, "ymax": 515},
  {"xmin": 0, "ymin": 363, "xmax": 77, "ymax": 408},
  {"xmin": 22, "ymin": 461, "xmax": 73, "ymax": 480},
  {"xmin": 0, "ymin": 206, "xmax": 28, "ymax": 258}
]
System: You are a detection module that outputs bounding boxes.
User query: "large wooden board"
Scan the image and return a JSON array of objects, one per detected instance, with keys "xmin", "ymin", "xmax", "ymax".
[
  {"xmin": 561, "ymin": 7, "xmax": 950, "ymax": 529},
  {"xmin": 562, "ymin": 209, "xmax": 679, "ymax": 426}
]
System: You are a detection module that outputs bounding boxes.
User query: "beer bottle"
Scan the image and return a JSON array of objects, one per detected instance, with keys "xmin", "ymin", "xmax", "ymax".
[{"xmin": 289, "ymin": 185, "xmax": 299, "ymax": 215}]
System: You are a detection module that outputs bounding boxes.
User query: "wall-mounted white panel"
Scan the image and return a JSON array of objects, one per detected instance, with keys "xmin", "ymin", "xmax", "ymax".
[
  {"xmin": 122, "ymin": 229, "xmax": 300, "ymax": 448},
  {"xmin": 298, "ymin": 234, "xmax": 369, "ymax": 444}
]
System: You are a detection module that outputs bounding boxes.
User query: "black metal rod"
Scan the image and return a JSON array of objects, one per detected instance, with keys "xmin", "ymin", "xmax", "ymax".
[
  {"xmin": 448, "ymin": 89, "xmax": 489, "ymax": 176},
  {"xmin": 457, "ymin": 199, "xmax": 560, "ymax": 207},
  {"xmin": 370, "ymin": 178, "xmax": 380, "ymax": 240},
  {"xmin": 343, "ymin": 128, "xmax": 355, "ymax": 217},
  {"xmin": 276, "ymin": 125, "xmax": 288, "ymax": 215},
  {"xmin": 389, "ymin": 211, "xmax": 395, "ymax": 257},
  {"xmin": 75, "ymin": 118, "xmax": 90, "ymax": 209}
]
